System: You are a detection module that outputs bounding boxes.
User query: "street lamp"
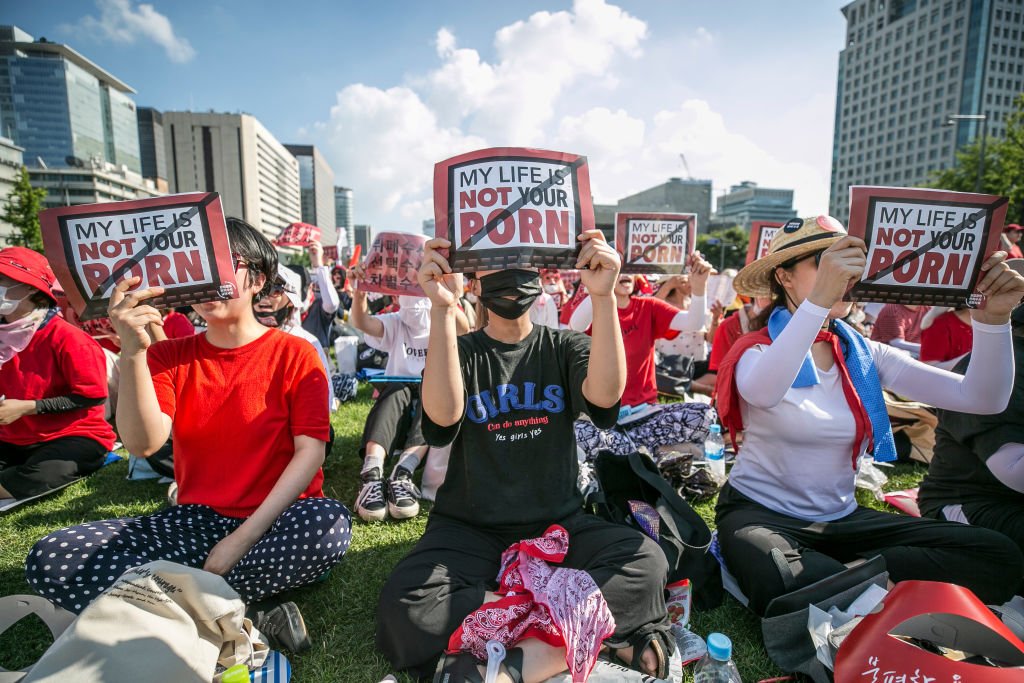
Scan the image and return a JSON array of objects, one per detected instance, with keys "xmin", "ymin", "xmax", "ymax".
[
  {"xmin": 944, "ymin": 113, "xmax": 988, "ymax": 193},
  {"xmin": 705, "ymin": 238, "xmax": 737, "ymax": 271}
]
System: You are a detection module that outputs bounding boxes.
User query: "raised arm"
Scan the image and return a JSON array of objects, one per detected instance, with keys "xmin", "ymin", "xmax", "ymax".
[
  {"xmin": 418, "ymin": 238, "xmax": 465, "ymax": 426},
  {"xmin": 309, "ymin": 242, "xmax": 340, "ymax": 314},
  {"xmin": 347, "ymin": 263, "xmax": 386, "ymax": 338},
  {"xmin": 107, "ymin": 278, "xmax": 172, "ymax": 456},
  {"xmin": 576, "ymin": 230, "xmax": 625, "ymax": 408}
]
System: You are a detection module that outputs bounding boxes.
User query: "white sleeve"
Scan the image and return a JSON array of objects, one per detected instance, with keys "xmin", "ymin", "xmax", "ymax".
[
  {"xmin": 312, "ymin": 266, "xmax": 340, "ymax": 314},
  {"xmin": 670, "ymin": 294, "xmax": 706, "ymax": 333},
  {"xmin": 568, "ymin": 295, "xmax": 593, "ymax": 332},
  {"xmin": 871, "ymin": 320, "xmax": 1013, "ymax": 415},
  {"xmin": 888, "ymin": 338, "xmax": 921, "ymax": 357},
  {"xmin": 362, "ymin": 313, "xmax": 396, "ymax": 351},
  {"xmin": 987, "ymin": 443, "xmax": 1024, "ymax": 494},
  {"xmin": 735, "ymin": 300, "xmax": 830, "ymax": 409}
]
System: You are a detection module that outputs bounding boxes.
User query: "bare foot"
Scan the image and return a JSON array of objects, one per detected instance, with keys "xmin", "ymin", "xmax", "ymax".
[{"xmin": 611, "ymin": 644, "xmax": 659, "ymax": 676}]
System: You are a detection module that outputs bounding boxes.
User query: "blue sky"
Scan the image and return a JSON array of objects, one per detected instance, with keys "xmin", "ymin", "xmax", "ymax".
[{"xmin": 8, "ymin": 0, "xmax": 852, "ymax": 230}]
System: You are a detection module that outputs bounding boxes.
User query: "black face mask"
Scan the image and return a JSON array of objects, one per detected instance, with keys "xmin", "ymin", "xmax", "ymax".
[
  {"xmin": 479, "ymin": 269, "xmax": 542, "ymax": 320},
  {"xmin": 255, "ymin": 306, "xmax": 291, "ymax": 328}
]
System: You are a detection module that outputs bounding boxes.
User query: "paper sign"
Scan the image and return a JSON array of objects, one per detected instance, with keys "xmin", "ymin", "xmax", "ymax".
[
  {"xmin": 274, "ymin": 222, "xmax": 321, "ymax": 247},
  {"xmin": 359, "ymin": 231, "xmax": 426, "ymax": 297},
  {"xmin": 40, "ymin": 192, "xmax": 236, "ymax": 321},
  {"xmin": 745, "ymin": 221, "xmax": 783, "ymax": 265},
  {"xmin": 433, "ymin": 147, "xmax": 594, "ymax": 271},
  {"xmin": 706, "ymin": 271, "xmax": 737, "ymax": 308},
  {"xmin": 323, "ymin": 245, "xmax": 338, "ymax": 261},
  {"xmin": 615, "ymin": 212, "xmax": 696, "ymax": 274},
  {"xmin": 846, "ymin": 186, "xmax": 1008, "ymax": 307}
]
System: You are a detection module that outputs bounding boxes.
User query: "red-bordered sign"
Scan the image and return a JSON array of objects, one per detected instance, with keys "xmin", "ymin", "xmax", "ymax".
[
  {"xmin": 433, "ymin": 147, "xmax": 594, "ymax": 272},
  {"xmin": 359, "ymin": 231, "xmax": 427, "ymax": 297},
  {"xmin": 745, "ymin": 220, "xmax": 784, "ymax": 265},
  {"xmin": 845, "ymin": 186, "xmax": 1008, "ymax": 307},
  {"xmin": 614, "ymin": 212, "xmax": 697, "ymax": 275},
  {"xmin": 40, "ymin": 192, "xmax": 236, "ymax": 320},
  {"xmin": 274, "ymin": 222, "xmax": 321, "ymax": 248}
]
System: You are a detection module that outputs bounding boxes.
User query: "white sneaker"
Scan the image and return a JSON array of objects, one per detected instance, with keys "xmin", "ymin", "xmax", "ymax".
[
  {"xmin": 355, "ymin": 468, "xmax": 388, "ymax": 522},
  {"xmin": 387, "ymin": 466, "xmax": 421, "ymax": 519}
]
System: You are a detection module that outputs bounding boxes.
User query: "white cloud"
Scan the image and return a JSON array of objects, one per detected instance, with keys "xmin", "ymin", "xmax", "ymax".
[
  {"xmin": 67, "ymin": 0, "xmax": 195, "ymax": 63},
  {"xmin": 313, "ymin": 0, "xmax": 829, "ymax": 231}
]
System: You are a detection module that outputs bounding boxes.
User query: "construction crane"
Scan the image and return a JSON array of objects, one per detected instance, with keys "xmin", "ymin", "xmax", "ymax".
[{"xmin": 678, "ymin": 153, "xmax": 692, "ymax": 180}]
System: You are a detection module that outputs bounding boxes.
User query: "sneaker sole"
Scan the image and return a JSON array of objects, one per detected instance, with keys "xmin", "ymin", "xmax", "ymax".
[
  {"xmin": 280, "ymin": 603, "xmax": 312, "ymax": 653},
  {"xmin": 357, "ymin": 506, "xmax": 388, "ymax": 522},
  {"xmin": 388, "ymin": 502, "xmax": 420, "ymax": 519}
]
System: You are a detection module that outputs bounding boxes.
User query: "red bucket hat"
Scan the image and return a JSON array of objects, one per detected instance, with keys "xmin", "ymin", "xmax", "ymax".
[{"xmin": 0, "ymin": 247, "xmax": 58, "ymax": 303}]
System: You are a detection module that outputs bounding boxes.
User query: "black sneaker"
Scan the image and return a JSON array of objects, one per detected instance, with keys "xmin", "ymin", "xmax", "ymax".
[
  {"xmin": 251, "ymin": 601, "xmax": 310, "ymax": 653},
  {"xmin": 355, "ymin": 467, "xmax": 388, "ymax": 522},
  {"xmin": 387, "ymin": 466, "xmax": 421, "ymax": 519}
]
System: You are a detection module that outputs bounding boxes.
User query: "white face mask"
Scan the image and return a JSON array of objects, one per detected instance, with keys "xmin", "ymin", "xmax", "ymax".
[
  {"xmin": 0, "ymin": 284, "xmax": 29, "ymax": 316},
  {"xmin": 397, "ymin": 295, "xmax": 431, "ymax": 331},
  {"xmin": 543, "ymin": 283, "xmax": 560, "ymax": 294},
  {"xmin": 465, "ymin": 292, "xmax": 478, "ymax": 304}
]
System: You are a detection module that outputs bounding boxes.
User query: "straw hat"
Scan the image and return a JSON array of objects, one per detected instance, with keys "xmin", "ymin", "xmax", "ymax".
[{"xmin": 733, "ymin": 215, "xmax": 847, "ymax": 297}]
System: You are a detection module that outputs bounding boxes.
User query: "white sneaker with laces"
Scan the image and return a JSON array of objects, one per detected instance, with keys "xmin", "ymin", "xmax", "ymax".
[
  {"xmin": 355, "ymin": 468, "xmax": 388, "ymax": 522},
  {"xmin": 387, "ymin": 466, "xmax": 421, "ymax": 519}
]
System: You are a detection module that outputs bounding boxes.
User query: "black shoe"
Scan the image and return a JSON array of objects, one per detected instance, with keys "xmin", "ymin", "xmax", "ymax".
[
  {"xmin": 251, "ymin": 601, "xmax": 311, "ymax": 653},
  {"xmin": 355, "ymin": 467, "xmax": 388, "ymax": 522},
  {"xmin": 387, "ymin": 466, "xmax": 421, "ymax": 519}
]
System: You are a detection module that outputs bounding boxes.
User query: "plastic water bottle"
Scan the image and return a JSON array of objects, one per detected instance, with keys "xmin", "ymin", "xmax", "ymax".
[
  {"xmin": 693, "ymin": 632, "xmax": 742, "ymax": 682},
  {"xmin": 704, "ymin": 424, "xmax": 726, "ymax": 483}
]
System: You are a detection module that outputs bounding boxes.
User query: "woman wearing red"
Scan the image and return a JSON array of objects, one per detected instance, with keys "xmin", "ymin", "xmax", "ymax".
[{"xmin": 0, "ymin": 247, "xmax": 114, "ymax": 502}]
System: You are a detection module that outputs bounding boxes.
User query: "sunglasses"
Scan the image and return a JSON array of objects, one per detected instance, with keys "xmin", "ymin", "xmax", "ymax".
[{"xmin": 779, "ymin": 249, "xmax": 825, "ymax": 270}]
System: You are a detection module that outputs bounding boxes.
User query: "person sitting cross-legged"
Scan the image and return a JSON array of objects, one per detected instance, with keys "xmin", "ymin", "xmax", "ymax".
[{"xmin": 24, "ymin": 218, "xmax": 351, "ymax": 653}]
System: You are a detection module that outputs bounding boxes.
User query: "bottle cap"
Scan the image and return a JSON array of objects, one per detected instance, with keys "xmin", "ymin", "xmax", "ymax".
[
  {"xmin": 706, "ymin": 632, "xmax": 732, "ymax": 661},
  {"xmin": 709, "ymin": 424, "xmax": 721, "ymax": 434},
  {"xmin": 221, "ymin": 664, "xmax": 250, "ymax": 683}
]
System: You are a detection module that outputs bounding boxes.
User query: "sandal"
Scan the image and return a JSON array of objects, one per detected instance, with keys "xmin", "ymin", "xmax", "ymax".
[
  {"xmin": 432, "ymin": 645, "xmax": 524, "ymax": 683},
  {"xmin": 605, "ymin": 625, "xmax": 673, "ymax": 680}
]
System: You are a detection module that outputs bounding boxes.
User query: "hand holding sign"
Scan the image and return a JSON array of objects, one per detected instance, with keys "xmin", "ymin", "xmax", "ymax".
[
  {"xmin": 809, "ymin": 236, "xmax": 868, "ymax": 309},
  {"xmin": 688, "ymin": 251, "xmax": 714, "ymax": 296},
  {"xmin": 576, "ymin": 230, "xmax": 621, "ymax": 297},
  {"xmin": 418, "ymin": 238, "xmax": 462, "ymax": 308},
  {"xmin": 107, "ymin": 277, "xmax": 165, "ymax": 355},
  {"xmin": 973, "ymin": 251, "xmax": 1024, "ymax": 324}
]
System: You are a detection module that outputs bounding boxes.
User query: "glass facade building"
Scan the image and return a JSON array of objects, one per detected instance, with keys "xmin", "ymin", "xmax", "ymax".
[
  {"xmin": 715, "ymin": 181, "xmax": 797, "ymax": 232},
  {"xmin": 285, "ymin": 144, "xmax": 336, "ymax": 243}
]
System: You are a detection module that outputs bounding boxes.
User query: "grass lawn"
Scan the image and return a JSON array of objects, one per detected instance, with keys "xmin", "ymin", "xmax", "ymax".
[{"xmin": 0, "ymin": 386, "xmax": 929, "ymax": 681}]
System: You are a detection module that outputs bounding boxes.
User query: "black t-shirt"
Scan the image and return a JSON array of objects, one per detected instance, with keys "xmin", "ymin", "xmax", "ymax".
[
  {"xmin": 918, "ymin": 335, "xmax": 1024, "ymax": 515},
  {"xmin": 423, "ymin": 325, "xmax": 618, "ymax": 530}
]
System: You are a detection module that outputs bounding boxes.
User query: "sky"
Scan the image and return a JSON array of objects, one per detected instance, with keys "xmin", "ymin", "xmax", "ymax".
[{"xmin": 5, "ymin": 0, "xmax": 853, "ymax": 232}]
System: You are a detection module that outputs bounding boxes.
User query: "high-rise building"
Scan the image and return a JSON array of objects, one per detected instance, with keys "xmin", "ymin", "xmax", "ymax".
[
  {"xmin": 715, "ymin": 181, "xmax": 797, "ymax": 231},
  {"xmin": 136, "ymin": 107, "xmax": 168, "ymax": 193},
  {"xmin": 422, "ymin": 218, "xmax": 435, "ymax": 236},
  {"xmin": 354, "ymin": 224, "xmax": 372, "ymax": 254},
  {"xmin": 829, "ymin": 0, "xmax": 1024, "ymax": 220},
  {"xmin": 285, "ymin": 144, "xmax": 335, "ymax": 243},
  {"xmin": 0, "ymin": 136, "xmax": 25, "ymax": 242},
  {"xmin": 0, "ymin": 26, "xmax": 141, "ymax": 174},
  {"xmin": 162, "ymin": 111, "xmax": 301, "ymax": 242},
  {"xmin": 334, "ymin": 186, "xmax": 354, "ymax": 251},
  {"xmin": 30, "ymin": 160, "xmax": 163, "ymax": 210},
  {"xmin": 616, "ymin": 178, "xmax": 714, "ymax": 233}
]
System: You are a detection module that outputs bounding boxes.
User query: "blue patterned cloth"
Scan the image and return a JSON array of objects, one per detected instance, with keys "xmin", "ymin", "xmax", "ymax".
[{"xmin": 767, "ymin": 307, "xmax": 897, "ymax": 462}]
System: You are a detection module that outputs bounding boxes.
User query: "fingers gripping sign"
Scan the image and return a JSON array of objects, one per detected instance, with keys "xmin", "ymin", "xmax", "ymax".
[
  {"xmin": 809, "ymin": 236, "xmax": 869, "ymax": 308},
  {"xmin": 107, "ymin": 277, "xmax": 166, "ymax": 355},
  {"xmin": 418, "ymin": 238, "xmax": 462, "ymax": 308},
  {"xmin": 576, "ymin": 230, "xmax": 621, "ymax": 297}
]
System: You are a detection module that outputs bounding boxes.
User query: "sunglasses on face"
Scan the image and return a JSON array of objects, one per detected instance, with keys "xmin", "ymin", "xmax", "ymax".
[{"xmin": 780, "ymin": 249, "xmax": 825, "ymax": 270}]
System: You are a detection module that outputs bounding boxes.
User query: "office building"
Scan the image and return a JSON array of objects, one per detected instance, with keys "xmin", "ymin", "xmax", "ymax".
[
  {"xmin": 29, "ymin": 159, "xmax": 162, "ymax": 210},
  {"xmin": 422, "ymin": 218, "xmax": 435, "ymax": 237},
  {"xmin": 830, "ymin": 0, "xmax": 1024, "ymax": 219},
  {"xmin": 354, "ymin": 224, "xmax": 372, "ymax": 253},
  {"xmin": 136, "ymin": 107, "xmax": 168, "ymax": 193},
  {"xmin": 334, "ymin": 186, "xmax": 354, "ymax": 251},
  {"xmin": 162, "ymin": 111, "xmax": 301, "ymax": 242},
  {"xmin": 285, "ymin": 144, "xmax": 335, "ymax": 243},
  {"xmin": 715, "ymin": 181, "xmax": 797, "ymax": 231},
  {"xmin": 594, "ymin": 178, "xmax": 714, "ymax": 236},
  {"xmin": 0, "ymin": 25, "xmax": 140, "ymax": 174},
  {"xmin": 0, "ymin": 136, "xmax": 24, "ymax": 242}
]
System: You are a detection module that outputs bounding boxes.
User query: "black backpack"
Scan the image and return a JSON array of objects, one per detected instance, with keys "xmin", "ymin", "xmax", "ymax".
[{"xmin": 587, "ymin": 449, "xmax": 724, "ymax": 611}]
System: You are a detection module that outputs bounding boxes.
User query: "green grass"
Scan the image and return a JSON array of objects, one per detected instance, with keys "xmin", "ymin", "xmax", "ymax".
[{"xmin": 0, "ymin": 388, "xmax": 929, "ymax": 681}]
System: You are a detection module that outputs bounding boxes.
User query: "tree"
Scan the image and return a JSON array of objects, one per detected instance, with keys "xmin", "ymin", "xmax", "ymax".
[
  {"xmin": 1, "ymin": 167, "xmax": 46, "ymax": 252},
  {"xmin": 930, "ymin": 93, "xmax": 1024, "ymax": 225},
  {"xmin": 696, "ymin": 225, "xmax": 749, "ymax": 271}
]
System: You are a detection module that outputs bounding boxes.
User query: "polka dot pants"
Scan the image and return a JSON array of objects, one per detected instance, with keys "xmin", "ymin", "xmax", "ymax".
[{"xmin": 24, "ymin": 497, "xmax": 352, "ymax": 614}]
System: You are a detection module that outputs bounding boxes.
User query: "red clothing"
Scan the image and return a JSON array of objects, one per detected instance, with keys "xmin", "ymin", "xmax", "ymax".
[
  {"xmin": 708, "ymin": 313, "xmax": 745, "ymax": 372},
  {"xmin": 870, "ymin": 304, "xmax": 928, "ymax": 344},
  {"xmin": 920, "ymin": 311, "xmax": 973, "ymax": 363},
  {"xmin": 147, "ymin": 329, "xmax": 330, "ymax": 518},
  {"xmin": 616, "ymin": 297, "xmax": 680, "ymax": 406},
  {"xmin": 1008, "ymin": 243, "xmax": 1023, "ymax": 259},
  {"xmin": 0, "ymin": 317, "xmax": 114, "ymax": 449},
  {"xmin": 162, "ymin": 311, "xmax": 195, "ymax": 339}
]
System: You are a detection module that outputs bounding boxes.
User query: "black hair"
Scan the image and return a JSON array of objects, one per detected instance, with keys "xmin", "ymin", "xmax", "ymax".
[
  {"xmin": 30, "ymin": 291, "xmax": 53, "ymax": 308},
  {"xmin": 226, "ymin": 217, "xmax": 277, "ymax": 301},
  {"xmin": 753, "ymin": 267, "xmax": 792, "ymax": 331}
]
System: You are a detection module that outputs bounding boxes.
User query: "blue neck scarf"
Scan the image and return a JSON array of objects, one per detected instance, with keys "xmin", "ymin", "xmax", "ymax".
[{"xmin": 767, "ymin": 306, "xmax": 897, "ymax": 462}]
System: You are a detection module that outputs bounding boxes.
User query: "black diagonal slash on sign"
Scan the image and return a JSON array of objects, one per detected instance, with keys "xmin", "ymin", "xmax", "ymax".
[
  {"xmin": 459, "ymin": 157, "xmax": 587, "ymax": 251},
  {"xmin": 863, "ymin": 196, "xmax": 1008, "ymax": 283},
  {"xmin": 627, "ymin": 216, "xmax": 694, "ymax": 267},
  {"xmin": 89, "ymin": 193, "xmax": 217, "ymax": 300}
]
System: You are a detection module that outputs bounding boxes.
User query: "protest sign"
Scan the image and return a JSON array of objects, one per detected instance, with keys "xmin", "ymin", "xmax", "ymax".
[
  {"xmin": 745, "ymin": 220, "xmax": 784, "ymax": 265},
  {"xmin": 433, "ymin": 147, "xmax": 594, "ymax": 271},
  {"xmin": 40, "ymin": 192, "xmax": 236, "ymax": 320},
  {"xmin": 274, "ymin": 222, "xmax": 321, "ymax": 247},
  {"xmin": 706, "ymin": 271, "xmax": 737, "ymax": 308},
  {"xmin": 359, "ymin": 231, "xmax": 427, "ymax": 297},
  {"xmin": 614, "ymin": 212, "xmax": 696, "ymax": 274},
  {"xmin": 845, "ymin": 186, "xmax": 1008, "ymax": 307}
]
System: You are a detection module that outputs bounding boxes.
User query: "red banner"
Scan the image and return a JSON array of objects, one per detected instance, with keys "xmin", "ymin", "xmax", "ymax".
[
  {"xmin": 744, "ymin": 220, "xmax": 784, "ymax": 265},
  {"xmin": 274, "ymin": 222, "xmax": 321, "ymax": 247},
  {"xmin": 359, "ymin": 231, "xmax": 427, "ymax": 297}
]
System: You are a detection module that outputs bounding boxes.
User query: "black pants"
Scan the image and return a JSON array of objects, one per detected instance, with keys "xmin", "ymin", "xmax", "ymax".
[
  {"xmin": 716, "ymin": 482, "xmax": 1023, "ymax": 616},
  {"xmin": 376, "ymin": 511, "xmax": 670, "ymax": 678},
  {"xmin": 360, "ymin": 383, "xmax": 424, "ymax": 460},
  {"xmin": 0, "ymin": 437, "xmax": 107, "ymax": 499},
  {"xmin": 924, "ymin": 498, "xmax": 1024, "ymax": 555}
]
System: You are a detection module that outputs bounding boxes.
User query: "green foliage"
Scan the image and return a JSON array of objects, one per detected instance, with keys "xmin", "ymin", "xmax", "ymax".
[
  {"xmin": 282, "ymin": 248, "xmax": 311, "ymax": 268},
  {"xmin": 1, "ymin": 167, "xmax": 46, "ymax": 252},
  {"xmin": 697, "ymin": 225, "xmax": 749, "ymax": 271},
  {"xmin": 930, "ymin": 94, "xmax": 1024, "ymax": 225}
]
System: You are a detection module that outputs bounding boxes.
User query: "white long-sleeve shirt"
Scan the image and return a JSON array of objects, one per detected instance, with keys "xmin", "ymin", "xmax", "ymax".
[
  {"xmin": 729, "ymin": 300, "xmax": 1013, "ymax": 522},
  {"xmin": 311, "ymin": 265, "xmax": 340, "ymax": 314}
]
